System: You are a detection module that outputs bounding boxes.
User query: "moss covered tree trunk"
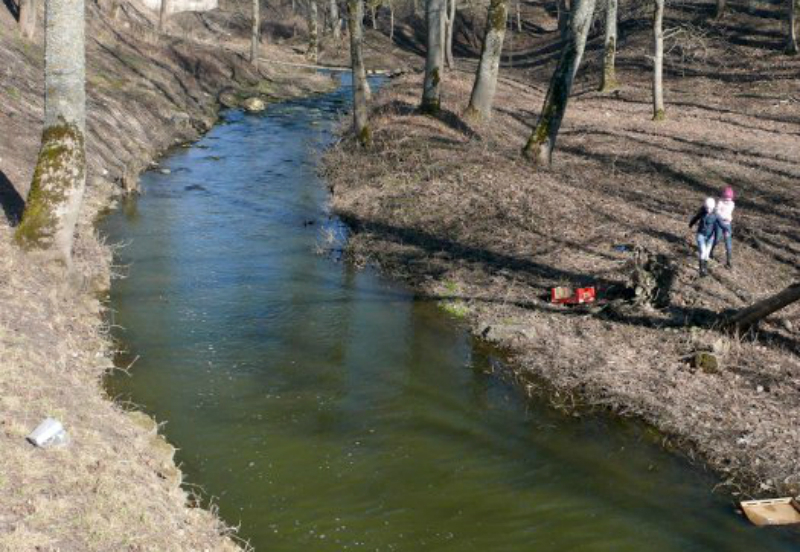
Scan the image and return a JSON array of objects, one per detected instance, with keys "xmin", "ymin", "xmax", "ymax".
[
  {"xmin": 522, "ymin": 0, "xmax": 595, "ymax": 165},
  {"xmin": 444, "ymin": 0, "xmax": 456, "ymax": 69},
  {"xmin": 421, "ymin": 0, "xmax": 446, "ymax": 113},
  {"xmin": 465, "ymin": 0, "xmax": 507, "ymax": 121},
  {"xmin": 16, "ymin": 0, "xmax": 86, "ymax": 268},
  {"xmin": 250, "ymin": 0, "xmax": 260, "ymax": 64},
  {"xmin": 652, "ymin": 0, "xmax": 665, "ymax": 120},
  {"xmin": 330, "ymin": 0, "xmax": 341, "ymax": 40},
  {"xmin": 307, "ymin": 0, "xmax": 319, "ymax": 62},
  {"xmin": 19, "ymin": 0, "xmax": 37, "ymax": 40},
  {"xmin": 599, "ymin": 0, "xmax": 617, "ymax": 92},
  {"xmin": 349, "ymin": 0, "xmax": 371, "ymax": 146},
  {"xmin": 788, "ymin": 0, "xmax": 798, "ymax": 54}
]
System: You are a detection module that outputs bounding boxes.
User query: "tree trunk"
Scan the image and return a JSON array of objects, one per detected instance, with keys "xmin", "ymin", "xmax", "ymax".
[
  {"xmin": 465, "ymin": 0, "xmax": 507, "ymax": 121},
  {"xmin": 557, "ymin": 0, "xmax": 569, "ymax": 41},
  {"xmin": 444, "ymin": 0, "xmax": 456, "ymax": 68},
  {"xmin": 599, "ymin": 0, "xmax": 617, "ymax": 92},
  {"xmin": 788, "ymin": 0, "xmax": 798, "ymax": 54},
  {"xmin": 389, "ymin": 1, "xmax": 394, "ymax": 41},
  {"xmin": 19, "ymin": 0, "xmax": 37, "ymax": 40},
  {"xmin": 724, "ymin": 282, "xmax": 800, "ymax": 333},
  {"xmin": 653, "ymin": 0, "xmax": 665, "ymax": 120},
  {"xmin": 348, "ymin": 0, "xmax": 371, "ymax": 146},
  {"xmin": 515, "ymin": 0, "xmax": 521, "ymax": 31},
  {"xmin": 250, "ymin": 0, "xmax": 260, "ymax": 64},
  {"xmin": 158, "ymin": 0, "xmax": 168, "ymax": 32},
  {"xmin": 16, "ymin": 0, "xmax": 86, "ymax": 268},
  {"xmin": 330, "ymin": 0, "xmax": 341, "ymax": 40},
  {"xmin": 715, "ymin": 0, "xmax": 725, "ymax": 18},
  {"xmin": 522, "ymin": 0, "xmax": 596, "ymax": 165},
  {"xmin": 307, "ymin": 0, "xmax": 319, "ymax": 62},
  {"xmin": 421, "ymin": 0, "xmax": 446, "ymax": 113}
]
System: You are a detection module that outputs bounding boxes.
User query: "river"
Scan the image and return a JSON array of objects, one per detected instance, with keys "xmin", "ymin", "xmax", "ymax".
[{"xmin": 101, "ymin": 74, "xmax": 798, "ymax": 551}]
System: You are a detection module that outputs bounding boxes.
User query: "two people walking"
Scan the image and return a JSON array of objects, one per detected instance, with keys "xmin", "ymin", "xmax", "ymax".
[{"xmin": 689, "ymin": 186, "xmax": 735, "ymax": 277}]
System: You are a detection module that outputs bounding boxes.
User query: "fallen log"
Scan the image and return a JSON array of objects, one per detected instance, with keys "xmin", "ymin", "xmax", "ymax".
[{"xmin": 723, "ymin": 281, "xmax": 800, "ymax": 332}]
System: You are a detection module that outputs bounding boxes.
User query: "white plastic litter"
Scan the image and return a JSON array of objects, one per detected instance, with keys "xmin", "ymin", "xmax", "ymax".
[{"xmin": 27, "ymin": 418, "xmax": 70, "ymax": 448}]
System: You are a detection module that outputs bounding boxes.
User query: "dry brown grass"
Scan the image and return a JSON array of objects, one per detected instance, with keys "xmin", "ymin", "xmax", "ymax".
[
  {"xmin": 0, "ymin": 0, "xmax": 336, "ymax": 549},
  {"xmin": 325, "ymin": 0, "xmax": 800, "ymax": 498}
]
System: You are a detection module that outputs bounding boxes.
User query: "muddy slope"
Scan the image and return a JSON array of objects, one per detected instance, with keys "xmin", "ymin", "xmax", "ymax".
[
  {"xmin": 326, "ymin": 0, "xmax": 800, "ymax": 499},
  {"xmin": 0, "ymin": 0, "xmax": 334, "ymax": 549}
]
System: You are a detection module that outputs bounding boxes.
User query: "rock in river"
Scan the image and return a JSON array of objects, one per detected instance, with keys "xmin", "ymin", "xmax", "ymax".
[{"xmin": 243, "ymin": 97, "xmax": 267, "ymax": 113}]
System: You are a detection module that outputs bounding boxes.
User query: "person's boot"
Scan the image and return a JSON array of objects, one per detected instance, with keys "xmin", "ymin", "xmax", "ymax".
[
  {"xmin": 699, "ymin": 259, "xmax": 707, "ymax": 277},
  {"xmin": 725, "ymin": 255, "xmax": 732, "ymax": 269}
]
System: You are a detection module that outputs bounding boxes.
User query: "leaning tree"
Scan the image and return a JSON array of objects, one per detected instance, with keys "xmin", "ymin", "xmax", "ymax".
[
  {"xmin": 16, "ymin": 0, "xmax": 87, "ymax": 269},
  {"xmin": 522, "ymin": 0, "xmax": 596, "ymax": 165}
]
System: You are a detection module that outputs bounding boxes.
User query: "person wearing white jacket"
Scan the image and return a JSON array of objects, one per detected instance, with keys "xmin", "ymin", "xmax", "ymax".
[{"xmin": 713, "ymin": 186, "xmax": 735, "ymax": 269}]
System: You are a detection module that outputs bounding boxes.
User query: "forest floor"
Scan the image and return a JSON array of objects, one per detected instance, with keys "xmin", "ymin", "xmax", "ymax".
[
  {"xmin": 326, "ymin": 0, "xmax": 800, "ymax": 500},
  {"xmin": 0, "ymin": 0, "xmax": 342, "ymax": 549}
]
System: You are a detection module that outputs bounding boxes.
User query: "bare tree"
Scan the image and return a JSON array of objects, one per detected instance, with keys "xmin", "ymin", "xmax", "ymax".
[
  {"xmin": 515, "ymin": 0, "xmax": 521, "ymax": 31},
  {"xmin": 421, "ymin": 0, "xmax": 446, "ymax": 113},
  {"xmin": 788, "ymin": 0, "xmax": 798, "ymax": 54},
  {"xmin": 715, "ymin": 0, "xmax": 725, "ymax": 19},
  {"xmin": 19, "ymin": 0, "xmax": 37, "ymax": 39},
  {"xmin": 348, "ymin": 0, "xmax": 371, "ymax": 145},
  {"xmin": 389, "ymin": 0, "xmax": 395, "ymax": 41},
  {"xmin": 158, "ymin": 0, "xmax": 169, "ymax": 32},
  {"xmin": 724, "ymin": 282, "xmax": 800, "ymax": 333},
  {"xmin": 16, "ymin": 0, "xmax": 86, "ymax": 268},
  {"xmin": 599, "ymin": 0, "xmax": 618, "ymax": 92},
  {"xmin": 370, "ymin": 0, "xmax": 378, "ymax": 29},
  {"xmin": 444, "ymin": 0, "xmax": 456, "ymax": 68},
  {"xmin": 522, "ymin": 0, "xmax": 596, "ymax": 165},
  {"xmin": 330, "ymin": 0, "xmax": 341, "ymax": 39},
  {"xmin": 653, "ymin": 0, "xmax": 665, "ymax": 120},
  {"xmin": 308, "ymin": 0, "xmax": 319, "ymax": 61},
  {"xmin": 464, "ymin": 0, "xmax": 507, "ymax": 121},
  {"xmin": 251, "ymin": 0, "xmax": 260, "ymax": 64}
]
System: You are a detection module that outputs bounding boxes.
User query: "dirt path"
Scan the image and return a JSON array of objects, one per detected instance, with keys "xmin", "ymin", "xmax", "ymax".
[
  {"xmin": 0, "ymin": 1, "xmax": 336, "ymax": 549},
  {"xmin": 326, "ymin": 0, "xmax": 800, "ymax": 500}
]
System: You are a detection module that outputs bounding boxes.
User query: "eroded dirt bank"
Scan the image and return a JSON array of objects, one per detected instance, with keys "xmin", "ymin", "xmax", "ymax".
[
  {"xmin": 326, "ymin": 1, "xmax": 800, "ymax": 501},
  {"xmin": 0, "ymin": 0, "xmax": 335, "ymax": 548}
]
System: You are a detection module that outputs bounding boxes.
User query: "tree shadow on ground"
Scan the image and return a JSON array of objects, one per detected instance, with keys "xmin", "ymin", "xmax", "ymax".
[
  {"xmin": 3, "ymin": 0, "xmax": 19, "ymax": 20},
  {"xmin": 0, "ymin": 170, "xmax": 24, "ymax": 226},
  {"xmin": 339, "ymin": 212, "xmax": 733, "ymax": 332},
  {"xmin": 372, "ymin": 99, "xmax": 480, "ymax": 140}
]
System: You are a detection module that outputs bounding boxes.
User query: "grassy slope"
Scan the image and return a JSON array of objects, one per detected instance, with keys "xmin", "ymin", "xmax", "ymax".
[
  {"xmin": 326, "ymin": 0, "xmax": 800, "ymax": 498},
  {"xmin": 0, "ymin": 1, "xmax": 334, "ymax": 549}
]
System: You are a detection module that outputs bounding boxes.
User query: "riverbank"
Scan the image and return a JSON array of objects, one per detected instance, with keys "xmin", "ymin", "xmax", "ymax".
[
  {"xmin": 0, "ymin": 0, "xmax": 336, "ymax": 548},
  {"xmin": 325, "ymin": 5, "xmax": 800, "ymax": 499}
]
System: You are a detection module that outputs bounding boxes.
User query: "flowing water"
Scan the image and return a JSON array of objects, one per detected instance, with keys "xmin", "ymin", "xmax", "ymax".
[{"xmin": 102, "ymin": 75, "xmax": 798, "ymax": 551}]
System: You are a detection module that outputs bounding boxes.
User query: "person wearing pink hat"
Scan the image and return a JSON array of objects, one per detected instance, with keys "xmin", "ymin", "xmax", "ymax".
[{"xmin": 712, "ymin": 186, "xmax": 735, "ymax": 269}]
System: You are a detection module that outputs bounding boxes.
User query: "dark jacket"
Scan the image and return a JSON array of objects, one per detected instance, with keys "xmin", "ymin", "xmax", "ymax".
[{"xmin": 689, "ymin": 208, "xmax": 721, "ymax": 239}]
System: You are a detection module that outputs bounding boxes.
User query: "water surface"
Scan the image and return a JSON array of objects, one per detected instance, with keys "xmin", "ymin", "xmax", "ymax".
[{"xmin": 103, "ymin": 76, "xmax": 798, "ymax": 551}]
